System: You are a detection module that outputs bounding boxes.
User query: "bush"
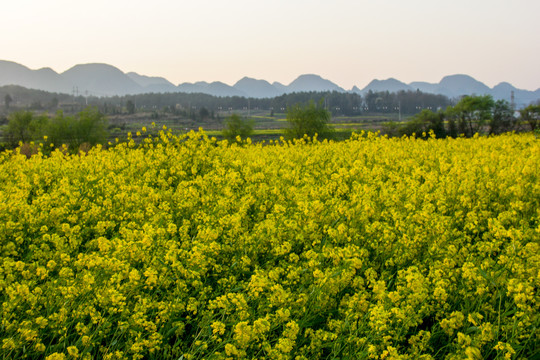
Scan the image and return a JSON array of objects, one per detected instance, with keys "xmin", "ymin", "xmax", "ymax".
[
  {"xmin": 222, "ymin": 113, "xmax": 253, "ymax": 142},
  {"xmin": 46, "ymin": 107, "xmax": 108, "ymax": 152},
  {"xmin": 519, "ymin": 103, "xmax": 540, "ymax": 132},
  {"xmin": 285, "ymin": 100, "xmax": 332, "ymax": 139},
  {"xmin": 399, "ymin": 109, "xmax": 446, "ymax": 138},
  {"xmin": 5, "ymin": 110, "xmax": 48, "ymax": 146}
]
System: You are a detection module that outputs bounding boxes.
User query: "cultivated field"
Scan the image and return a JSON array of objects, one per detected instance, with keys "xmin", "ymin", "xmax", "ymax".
[{"xmin": 0, "ymin": 130, "xmax": 538, "ymax": 359}]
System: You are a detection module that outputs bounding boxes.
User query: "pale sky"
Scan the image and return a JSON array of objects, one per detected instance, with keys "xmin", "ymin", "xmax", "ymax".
[{"xmin": 2, "ymin": 0, "xmax": 539, "ymax": 90}]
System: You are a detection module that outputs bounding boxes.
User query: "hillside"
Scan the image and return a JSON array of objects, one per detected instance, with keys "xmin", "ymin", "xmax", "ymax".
[{"xmin": 0, "ymin": 60, "xmax": 539, "ymax": 105}]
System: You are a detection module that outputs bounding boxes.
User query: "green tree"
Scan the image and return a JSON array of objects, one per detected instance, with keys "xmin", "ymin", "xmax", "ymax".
[
  {"xmin": 490, "ymin": 100, "xmax": 516, "ymax": 134},
  {"xmin": 46, "ymin": 107, "xmax": 108, "ymax": 151},
  {"xmin": 446, "ymin": 117, "xmax": 458, "ymax": 138},
  {"xmin": 519, "ymin": 104, "xmax": 540, "ymax": 132},
  {"xmin": 75, "ymin": 107, "xmax": 108, "ymax": 147},
  {"xmin": 126, "ymin": 100, "xmax": 135, "ymax": 115},
  {"xmin": 285, "ymin": 100, "xmax": 332, "ymax": 139},
  {"xmin": 400, "ymin": 109, "xmax": 446, "ymax": 138},
  {"xmin": 49, "ymin": 97, "xmax": 59, "ymax": 111},
  {"xmin": 4, "ymin": 94, "xmax": 13, "ymax": 110},
  {"xmin": 448, "ymin": 95, "xmax": 494, "ymax": 137},
  {"xmin": 222, "ymin": 113, "xmax": 253, "ymax": 142},
  {"xmin": 199, "ymin": 107, "xmax": 210, "ymax": 120},
  {"xmin": 6, "ymin": 110, "xmax": 48, "ymax": 146}
]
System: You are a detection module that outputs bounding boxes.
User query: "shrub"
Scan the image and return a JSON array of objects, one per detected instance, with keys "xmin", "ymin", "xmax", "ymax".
[
  {"xmin": 222, "ymin": 113, "xmax": 253, "ymax": 142},
  {"xmin": 285, "ymin": 100, "xmax": 332, "ymax": 139}
]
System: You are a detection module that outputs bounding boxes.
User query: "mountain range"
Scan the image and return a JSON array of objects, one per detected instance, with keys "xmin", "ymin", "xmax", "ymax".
[{"xmin": 1, "ymin": 60, "xmax": 539, "ymax": 106}]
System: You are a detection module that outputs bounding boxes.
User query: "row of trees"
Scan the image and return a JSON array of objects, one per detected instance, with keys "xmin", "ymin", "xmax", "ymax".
[
  {"xmin": 363, "ymin": 90, "xmax": 450, "ymax": 114},
  {"xmin": 222, "ymin": 100, "xmax": 333, "ymax": 142},
  {"xmin": 222, "ymin": 95, "xmax": 539, "ymax": 142},
  {"xmin": 3, "ymin": 96, "xmax": 538, "ymax": 153},
  {"xmin": 10, "ymin": 89, "xmax": 442, "ymax": 118},
  {"xmin": 3, "ymin": 107, "xmax": 108, "ymax": 152},
  {"xmin": 113, "ymin": 90, "xmax": 452, "ymax": 117},
  {"xmin": 394, "ymin": 95, "xmax": 540, "ymax": 138}
]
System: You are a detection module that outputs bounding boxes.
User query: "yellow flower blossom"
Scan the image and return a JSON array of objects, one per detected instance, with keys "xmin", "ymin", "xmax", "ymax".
[
  {"xmin": 46, "ymin": 353, "xmax": 66, "ymax": 360},
  {"xmin": 67, "ymin": 346, "xmax": 79, "ymax": 358},
  {"xmin": 0, "ymin": 130, "xmax": 537, "ymax": 359}
]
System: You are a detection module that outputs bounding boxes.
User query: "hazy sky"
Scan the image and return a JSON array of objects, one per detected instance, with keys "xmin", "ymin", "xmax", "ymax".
[{"xmin": 3, "ymin": 0, "xmax": 540, "ymax": 90}]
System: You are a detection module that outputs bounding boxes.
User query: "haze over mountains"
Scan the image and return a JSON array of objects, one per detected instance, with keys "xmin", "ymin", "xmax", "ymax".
[{"xmin": 1, "ymin": 60, "xmax": 539, "ymax": 106}]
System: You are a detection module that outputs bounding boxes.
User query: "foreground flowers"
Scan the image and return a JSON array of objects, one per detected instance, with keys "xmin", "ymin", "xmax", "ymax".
[{"xmin": 0, "ymin": 130, "xmax": 538, "ymax": 359}]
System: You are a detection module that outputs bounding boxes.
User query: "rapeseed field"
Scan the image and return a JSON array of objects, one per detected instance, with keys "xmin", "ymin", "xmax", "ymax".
[{"xmin": 0, "ymin": 129, "xmax": 538, "ymax": 359}]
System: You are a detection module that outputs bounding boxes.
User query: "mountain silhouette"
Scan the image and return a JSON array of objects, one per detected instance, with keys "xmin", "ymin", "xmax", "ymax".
[
  {"xmin": 436, "ymin": 74, "xmax": 491, "ymax": 98},
  {"xmin": 234, "ymin": 77, "xmax": 282, "ymax": 98},
  {"xmin": 127, "ymin": 72, "xmax": 177, "ymax": 93},
  {"xmin": 176, "ymin": 81, "xmax": 246, "ymax": 97},
  {"xmin": 409, "ymin": 81, "xmax": 439, "ymax": 94},
  {"xmin": 0, "ymin": 60, "xmax": 538, "ymax": 106},
  {"xmin": 0, "ymin": 60, "xmax": 69, "ymax": 93},
  {"xmin": 286, "ymin": 74, "xmax": 345, "ymax": 93},
  {"xmin": 362, "ymin": 78, "xmax": 413, "ymax": 93},
  {"xmin": 61, "ymin": 63, "xmax": 142, "ymax": 96}
]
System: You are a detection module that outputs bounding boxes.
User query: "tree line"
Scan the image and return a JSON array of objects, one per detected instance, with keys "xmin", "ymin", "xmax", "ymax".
[
  {"xmin": 1, "ymin": 85, "xmax": 453, "ymax": 117},
  {"xmin": 389, "ymin": 95, "xmax": 540, "ymax": 138},
  {"xmin": 2, "ymin": 89, "xmax": 539, "ymax": 154},
  {"xmin": 223, "ymin": 95, "xmax": 539, "ymax": 142},
  {"xmin": 103, "ymin": 90, "xmax": 452, "ymax": 117}
]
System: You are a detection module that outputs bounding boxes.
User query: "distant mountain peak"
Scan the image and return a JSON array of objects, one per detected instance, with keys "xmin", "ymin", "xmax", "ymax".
[
  {"xmin": 0, "ymin": 59, "xmax": 29, "ymax": 69},
  {"xmin": 295, "ymin": 73, "xmax": 324, "ymax": 80},
  {"xmin": 61, "ymin": 63, "xmax": 142, "ymax": 96},
  {"xmin": 0, "ymin": 59, "xmax": 68, "ymax": 93},
  {"xmin": 363, "ymin": 78, "xmax": 412, "ymax": 93},
  {"xmin": 493, "ymin": 81, "xmax": 514, "ymax": 89},
  {"xmin": 287, "ymin": 74, "xmax": 344, "ymax": 93},
  {"xmin": 1, "ymin": 59, "xmax": 539, "ymax": 105},
  {"xmin": 66, "ymin": 62, "xmax": 121, "ymax": 68},
  {"xmin": 62, "ymin": 63, "xmax": 129, "ymax": 76},
  {"xmin": 236, "ymin": 76, "xmax": 258, "ymax": 82},
  {"xmin": 233, "ymin": 77, "xmax": 281, "ymax": 98},
  {"xmin": 126, "ymin": 72, "xmax": 176, "ymax": 93},
  {"xmin": 437, "ymin": 74, "xmax": 491, "ymax": 97},
  {"xmin": 440, "ymin": 73, "xmax": 477, "ymax": 81}
]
